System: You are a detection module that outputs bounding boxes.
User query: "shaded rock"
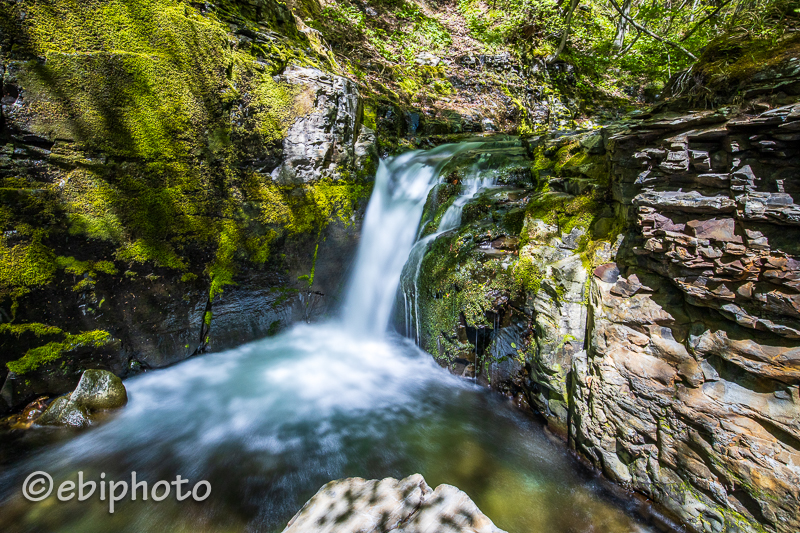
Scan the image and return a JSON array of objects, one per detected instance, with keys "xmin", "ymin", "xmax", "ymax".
[
  {"xmin": 396, "ymin": 484, "xmax": 503, "ymax": 533},
  {"xmin": 282, "ymin": 474, "xmax": 504, "ymax": 533}
]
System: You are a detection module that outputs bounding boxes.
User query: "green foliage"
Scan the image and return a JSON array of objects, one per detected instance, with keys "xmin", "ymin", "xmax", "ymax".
[
  {"xmin": 0, "ymin": 236, "xmax": 56, "ymax": 294},
  {"xmin": 306, "ymin": 0, "xmax": 454, "ymax": 102},
  {"xmin": 689, "ymin": 31, "xmax": 800, "ymax": 102},
  {"xmin": 455, "ymin": 0, "xmax": 798, "ymax": 96},
  {"xmin": 513, "ymin": 255, "xmax": 544, "ymax": 293}
]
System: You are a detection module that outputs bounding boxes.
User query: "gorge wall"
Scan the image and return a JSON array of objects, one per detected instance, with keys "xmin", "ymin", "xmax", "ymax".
[{"xmin": 411, "ymin": 45, "xmax": 800, "ymax": 533}]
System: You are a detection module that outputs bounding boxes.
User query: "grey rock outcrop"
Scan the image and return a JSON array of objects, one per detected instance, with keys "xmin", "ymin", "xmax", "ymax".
[
  {"xmin": 272, "ymin": 66, "xmax": 370, "ymax": 183},
  {"xmin": 283, "ymin": 474, "xmax": 505, "ymax": 533}
]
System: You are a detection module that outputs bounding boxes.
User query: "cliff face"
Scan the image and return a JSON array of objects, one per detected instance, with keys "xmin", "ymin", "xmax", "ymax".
[
  {"xmin": 413, "ymin": 50, "xmax": 800, "ymax": 533},
  {"xmin": 0, "ymin": 0, "xmax": 376, "ymax": 411}
]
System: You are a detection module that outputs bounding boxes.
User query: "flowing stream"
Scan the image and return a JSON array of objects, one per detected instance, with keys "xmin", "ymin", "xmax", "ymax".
[{"xmin": 0, "ymin": 143, "xmax": 658, "ymax": 533}]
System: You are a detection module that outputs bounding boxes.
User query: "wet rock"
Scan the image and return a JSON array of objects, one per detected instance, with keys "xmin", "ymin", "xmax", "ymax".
[
  {"xmin": 36, "ymin": 396, "xmax": 90, "ymax": 428},
  {"xmin": 36, "ymin": 369, "xmax": 127, "ymax": 428},
  {"xmin": 0, "ymin": 396, "xmax": 49, "ymax": 430},
  {"xmin": 70, "ymin": 369, "xmax": 127, "ymax": 410},
  {"xmin": 283, "ymin": 474, "xmax": 505, "ymax": 533}
]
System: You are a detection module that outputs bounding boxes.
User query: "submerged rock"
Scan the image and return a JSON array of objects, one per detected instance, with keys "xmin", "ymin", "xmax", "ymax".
[
  {"xmin": 36, "ymin": 369, "xmax": 127, "ymax": 428},
  {"xmin": 283, "ymin": 474, "xmax": 505, "ymax": 533}
]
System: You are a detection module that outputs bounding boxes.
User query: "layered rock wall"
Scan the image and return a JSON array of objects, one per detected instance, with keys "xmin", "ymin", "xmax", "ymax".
[{"xmin": 414, "ymin": 101, "xmax": 800, "ymax": 533}]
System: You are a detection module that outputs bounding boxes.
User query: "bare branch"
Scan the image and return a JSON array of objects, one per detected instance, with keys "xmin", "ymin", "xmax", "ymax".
[
  {"xmin": 680, "ymin": 0, "xmax": 735, "ymax": 42},
  {"xmin": 616, "ymin": 27, "xmax": 642, "ymax": 57},
  {"xmin": 547, "ymin": 0, "xmax": 581, "ymax": 63},
  {"xmin": 607, "ymin": 0, "xmax": 698, "ymax": 60}
]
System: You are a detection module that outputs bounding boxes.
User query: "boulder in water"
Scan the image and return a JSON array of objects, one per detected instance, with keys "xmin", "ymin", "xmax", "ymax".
[
  {"xmin": 36, "ymin": 369, "xmax": 127, "ymax": 428},
  {"xmin": 70, "ymin": 369, "xmax": 128, "ymax": 410},
  {"xmin": 36, "ymin": 396, "xmax": 90, "ymax": 428},
  {"xmin": 283, "ymin": 474, "xmax": 505, "ymax": 533}
]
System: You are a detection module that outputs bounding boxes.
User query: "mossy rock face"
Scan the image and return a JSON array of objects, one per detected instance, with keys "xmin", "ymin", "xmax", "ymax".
[
  {"xmin": 411, "ymin": 132, "xmax": 621, "ymax": 412},
  {"xmin": 0, "ymin": 0, "xmax": 374, "ymax": 405}
]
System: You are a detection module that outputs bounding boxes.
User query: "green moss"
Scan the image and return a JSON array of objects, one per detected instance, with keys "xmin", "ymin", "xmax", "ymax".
[
  {"xmin": 0, "ymin": 323, "xmax": 63, "ymax": 338},
  {"xmin": 6, "ymin": 329, "xmax": 112, "ymax": 374},
  {"xmin": 362, "ymin": 103, "xmax": 378, "ymax": 130},
  {"xmin": 56, "ymin": 256, "xmax": 118, "ymax": 276},
  {"xmin": 207, "ymin": 219, "xmax": 240, "ymax": 301},
  {"xmin": 0, "ymin": 236, "xmax": 57, "ymax": 293},
  {"xmin": 0, "ymin": 0, "xmax": 331, "ymax": 312},
  {"xmin": 415, "ymin": 224, "xmax": 525, "ymax": 356},
  {"xmin": 513, "ymin": 255, "xmax": 544, "ymax": 293},
  {"xmin": 238, "ymin": 70, "xmax": 310, "ymax": 145},
  {"xmin": 522, "ymin": 190, "xmax": 602, "ymax": 241}
]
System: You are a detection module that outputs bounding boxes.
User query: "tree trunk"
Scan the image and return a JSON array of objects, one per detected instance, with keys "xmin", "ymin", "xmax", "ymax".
[
  {"xmin": 613, "ymin": 0, "xmax": 632, "ymax": 49},
  {"xmin": 547, "ymin": 0, "xmax": 580, "ymax": 63}
]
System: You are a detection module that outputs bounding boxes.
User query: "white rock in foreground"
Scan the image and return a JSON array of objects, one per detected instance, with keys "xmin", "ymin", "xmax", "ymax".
[{"xmin": 283, "ymin": 474, "xmax": 506, "ymax": 533}]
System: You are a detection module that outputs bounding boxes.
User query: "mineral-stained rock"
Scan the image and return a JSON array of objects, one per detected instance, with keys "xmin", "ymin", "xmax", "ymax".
[{"xmin": 282, "ymin": 474, "xmax": 505, "ymax": 533}]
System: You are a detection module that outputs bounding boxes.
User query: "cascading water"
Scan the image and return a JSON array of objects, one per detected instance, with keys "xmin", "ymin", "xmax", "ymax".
[
  {"xmin": 399, "ymin": 164, "xmax": 498, "ymax": 344},
  {"xmin": 0, "ymin": 142, "xmax": 656, "ymax": 533},
  {"xmin": 342, "ymin": 143, "xmax": 479, "ymax": 334}
]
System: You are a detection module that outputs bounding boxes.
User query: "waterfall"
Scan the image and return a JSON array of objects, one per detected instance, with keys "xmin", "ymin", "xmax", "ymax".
[
  {"xmin": 341, "ymin": 142, "xmax": 480, "ymax": 335},
  {"xmin": 400, "ymin": 167, "xmax": 497, "ymax": 345}
]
